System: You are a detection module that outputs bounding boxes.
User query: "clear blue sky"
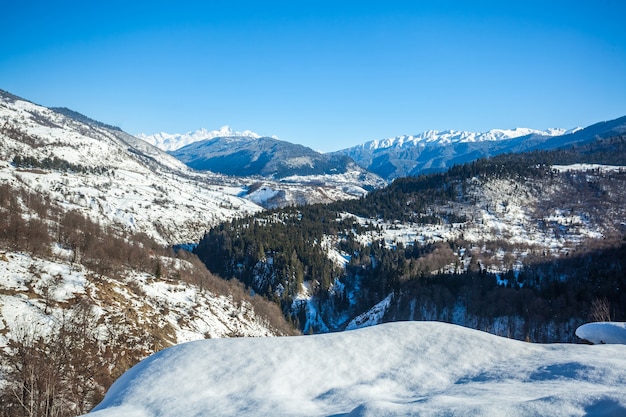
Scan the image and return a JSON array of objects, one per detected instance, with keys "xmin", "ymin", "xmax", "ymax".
[{"xmin": 1, "ymin": 0, "xmax": 625, "ymax": 152}]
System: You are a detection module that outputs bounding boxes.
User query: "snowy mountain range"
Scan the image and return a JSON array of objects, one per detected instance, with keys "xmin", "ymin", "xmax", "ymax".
[
  {"xmin": 352, "ymin": 127, "xmax": 579, "ymax": 150},
  {"xmin": 141, "ymin": 118, "xmax": 626, "ymax": 183},
  {"xmin": 334, "ymin": 121, "xmax": 626, "ymax": 180},
  {"xmin": 336, "ymin": 118, "xmax": 626, "ymax": 180},
  {"xmin": 3, "ymin": 87, "xmax": 626, "ymax": 416}
]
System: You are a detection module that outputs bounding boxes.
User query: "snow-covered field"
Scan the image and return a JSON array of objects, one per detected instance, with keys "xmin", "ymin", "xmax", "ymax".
[{"xmin": 89, "ymin": 321, "xmax": 626, "ymax": 417}]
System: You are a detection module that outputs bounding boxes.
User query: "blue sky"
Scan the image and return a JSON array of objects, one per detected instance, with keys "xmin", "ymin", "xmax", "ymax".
[{"xmin": 1, "ymin": 1, "xmax": 625, "ymax": 152}]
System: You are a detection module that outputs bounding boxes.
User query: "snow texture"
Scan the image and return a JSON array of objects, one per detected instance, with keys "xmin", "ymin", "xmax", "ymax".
[{"xmin": 89, "ymin": 321, "xmax": 626, "ymax": 417}]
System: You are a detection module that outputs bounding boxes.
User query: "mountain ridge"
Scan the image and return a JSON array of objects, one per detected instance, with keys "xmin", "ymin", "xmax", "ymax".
[
  {"xmin": 170, "ymin": 134, "xmax": 381, "ymax": 181},
  {"xmin": 137, "ymin": 126, "xmax": 264, "ymax": 152},
  {"xmin": 139, "ymin": 118, "xmax": 626, "ymax": 182},
  {"xmin": 354, "ymin": 127, "xmax": 577, "ymax": 151},
  {"xmin": 334, "ymin": 116, "xmax": 626, "ymax": 179}
]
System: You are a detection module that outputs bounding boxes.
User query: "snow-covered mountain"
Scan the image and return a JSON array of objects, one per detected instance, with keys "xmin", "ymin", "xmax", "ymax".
[
  {"xmin": 335, "ymin": 119, "xmax": 626, "ymax": 180},
  {"xmin": 89, "ymin": 321, "xmax": 626, "ymax": 417},
  {"xmin": 0, "ymin": 90, "xmax": 267, "ymax": 244},
  {"xmin": 360, "ymin": 127, "xmax": 576, "ymax": 150},
  {"xmin": 0, "ymin": 90, "xmax": 380, "ymax": 244},
  {"xmin": 0, "ymin": 89, "xmax": 297, "ymax": 414},
  {"xmin": 137, "ymin": 126, "xmax": 263, "ymax": 152},
  {"xmin": 170, "ymin": 134, "xmax": 380, "ymax": 180}
]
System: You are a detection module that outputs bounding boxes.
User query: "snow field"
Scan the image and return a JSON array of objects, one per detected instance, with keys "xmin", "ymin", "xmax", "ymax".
[{"xmin": 89, "ymin": 321, "xmax": 626, "ymax": 417}]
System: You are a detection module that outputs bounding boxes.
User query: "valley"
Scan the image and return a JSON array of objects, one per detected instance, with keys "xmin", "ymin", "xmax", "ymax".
[{"xmin": 1, "ymin": 88, "xmax": 625, "ymax": 416}]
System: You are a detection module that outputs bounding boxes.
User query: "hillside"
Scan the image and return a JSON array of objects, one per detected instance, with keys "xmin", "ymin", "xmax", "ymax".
[
  {"xmin": 0, "ymin": 89, "xmax": 266, "ymax": 245},
  {"xmin": 0, "ymin": 180, "xmax": 295, "ymax": 415},
  {"xmin": 0, "ymin": 90, "xmax": 298, "ymax": 415},
  {"xmin": 89, "ymin": 321, "xmax": 626, "ymax": 417},
  {"xmin": 194, "ymin": 135, "xmax": 626, "ymax": 339},
  {"xmin": 335, "ymin": 116, "xmax": 626, "ymax": 179}
]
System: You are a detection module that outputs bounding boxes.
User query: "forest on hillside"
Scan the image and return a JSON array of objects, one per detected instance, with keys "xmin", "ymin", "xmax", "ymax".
[{"xmin": 195, "ymin": 136, "xmax": 626, "ymax": 337}]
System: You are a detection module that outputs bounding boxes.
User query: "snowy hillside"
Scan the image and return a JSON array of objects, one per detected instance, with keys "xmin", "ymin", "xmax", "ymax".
[
  {"xmin": 89, "ymin": 321, "xmax": 626, "ymax": 417},
  {"xmin": 0, "ymin": 89, "xmax": 299, "ymax": 413},
  {"xmin": 137, "ymin": 125, "xmax": 262, "ymax": 151},
  {"xmin": 0, "ymin": 90, "xmax": 263, "ymax": 244},
  {"xmin": 0, "ymin": 249, "xmax": 280, "ymax": 348},
  {"xmin": 0, "ymin": 245, "xmax": 292, "ymax": 414}
]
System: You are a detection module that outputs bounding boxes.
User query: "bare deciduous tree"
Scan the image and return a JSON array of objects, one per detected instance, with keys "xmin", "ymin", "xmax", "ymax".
[{"xmin": 589, "ymin": 297, "xmax": 612, "ymax": 322}]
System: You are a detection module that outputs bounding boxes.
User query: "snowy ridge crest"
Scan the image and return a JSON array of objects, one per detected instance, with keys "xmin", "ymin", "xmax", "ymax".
[
  {"xmin": 137, "ymin": 126, "xmax": 265, "ymax": 151},
  {"xmin": 363, "ymin": 127, "xmax": 581, "ymax": 150}
]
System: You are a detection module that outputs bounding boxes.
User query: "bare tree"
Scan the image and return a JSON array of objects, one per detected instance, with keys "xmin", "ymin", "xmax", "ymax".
[{"xmin": 589, "ymin": 297, "xmax": 612, "ymax": 322}]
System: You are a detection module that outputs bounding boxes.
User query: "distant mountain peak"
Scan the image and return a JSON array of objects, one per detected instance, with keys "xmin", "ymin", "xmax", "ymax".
[
  {"xmin": 363, "ymin": 127, "xmax": 572, "ymax": 151},
  {"xmin": 334, "ymin": 120, "xmax": 623, "ymax": 180},
  {"xmin": 137, "ymin": 126, "xmax": 265, "ymax": 152}
]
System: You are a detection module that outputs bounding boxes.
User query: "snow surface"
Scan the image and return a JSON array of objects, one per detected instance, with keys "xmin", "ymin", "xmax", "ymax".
[
  {"xmin": 88, "ymin": 321, "xmax": 626, "ymax": 417},
  {"xmin": 552, "ymin": 164, "xmax": 626, "ymax": 173},
  {"xmin": 576, "ymin": 322, "xmax": 626, "ymax": 345}
]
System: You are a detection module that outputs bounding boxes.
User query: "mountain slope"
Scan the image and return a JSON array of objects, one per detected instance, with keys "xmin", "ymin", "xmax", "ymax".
[
  {"xmin": 171, "ymin": 135, "xmax": 371, "ymax": 179},
  {"xmin": 0, "ymin": 177, "xmax": 296, "ymax": 415},
  {"xmin": 89, "ymin": 321, "xmax": 626, "ymax": 417},
  {"xmin": 0, "ymin": 89, "xmax": 263, "ymax": 244},
  {"xmin": 336, "ymin": 117, "xmax": 626, "ymax": 179},
  {"xmin": 0, "ymin": 89, "xmax": 298, "ymax": 414}
]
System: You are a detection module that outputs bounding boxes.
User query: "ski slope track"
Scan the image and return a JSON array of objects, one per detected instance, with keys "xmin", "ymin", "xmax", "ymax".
[{"xmin": 89, "ymin": 321, "xmax": 626, "ymax": 417}]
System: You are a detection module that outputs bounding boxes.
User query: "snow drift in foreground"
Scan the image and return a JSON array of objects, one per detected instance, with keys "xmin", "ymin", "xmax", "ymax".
[{"xmin": 88, "ymin": 322, "xmax": 626, "ymax": 417}]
